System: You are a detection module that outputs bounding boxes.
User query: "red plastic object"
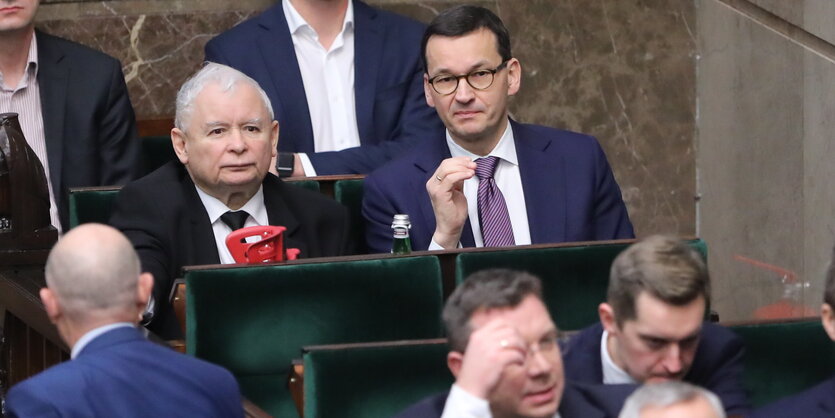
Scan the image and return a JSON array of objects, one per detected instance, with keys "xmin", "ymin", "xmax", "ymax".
[{"xmin": 225, "ymin": 225, "xmax": 300, "ymax": 264}]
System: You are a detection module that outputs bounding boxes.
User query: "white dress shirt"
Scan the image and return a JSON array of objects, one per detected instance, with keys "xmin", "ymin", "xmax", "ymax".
[
  {"xmin": 429, "ymin": 121, "xmax": 532, "ymax": 250},
  {"xmin": 441, "ymin": 383, "xmax": 561, "ymax": 418},
  {"xmin": 0, "ymin": 35, "xmax": 61, "ymax": 232},
  {"xmin": 71, "ymin": 322, "xmax": 134, "ymax": 359},
  {"xmin": 601, "ymin": 330, "xmax": 638, "ymax": 384},
  {"xmin": 283, "ymin": 0, "xmax": 360, "ymax": 176},
  {"xmin": 195, "ymin": 185, "xmax": 270, "ymax": 264}
]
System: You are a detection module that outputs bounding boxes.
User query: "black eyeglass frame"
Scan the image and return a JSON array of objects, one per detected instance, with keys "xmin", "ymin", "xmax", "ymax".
[{"xmin": 427, "ymin": 60, "xmax": 510, "ymax": 95}]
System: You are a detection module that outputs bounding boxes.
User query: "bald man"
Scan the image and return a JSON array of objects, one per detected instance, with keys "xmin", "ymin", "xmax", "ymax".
[{"xmin": 5, "ymin": 224, "xmax": 243, "ymax": 418}]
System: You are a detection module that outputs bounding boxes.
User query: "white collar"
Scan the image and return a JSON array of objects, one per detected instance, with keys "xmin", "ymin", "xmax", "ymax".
[
  {"xmin": 446, "ymin": 119, "xmax": 518, "ymax": 166},
  {"xmin": 283, "ymin": 0, "xmax": 355, "ymax": 38},
  {"xmin": 71, "ymin": 323, "xmax": 134, "ymax": 359},
  {"xmin": 600, "ymin": 330, "xmax": 638, "ymax": 384},
  {"xmin": 194, "ymin": 184, "xmax": 269, "ymax": 226}
]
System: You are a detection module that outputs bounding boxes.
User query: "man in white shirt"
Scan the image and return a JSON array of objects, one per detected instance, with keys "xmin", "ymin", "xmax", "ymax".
[
  {"xmin": 362, "ymin": 5, "xmax": 633, "ymax": 253},
  {"xmin": 0, "ymin": 0, "xmax": 139, "ymax": 232},
  {"xmin": 561, "ymin": 235, "xmax": 750, "ymax": 416},
  {"xmin": 205, "ymin": 0, "xmax": 442, "ymax": 177},
  {"xmin": 109, "ymin": 63, "xmax": 352, "ymax": 339},
  {"xmin": 395, "ymin": 269, "xmax": 635, "ymax": 418},
  {"xmin": 4, "ymin": 224, "xmax": 243, "ymax": 417}
]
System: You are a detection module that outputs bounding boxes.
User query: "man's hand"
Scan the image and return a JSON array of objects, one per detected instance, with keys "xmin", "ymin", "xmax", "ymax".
[
  {"xmin": 456, "ymin": 319, "xmax": 527, "ymax": 399},
  {"xmin": 426, "ymin": 156, "xmax": 476, "ymax": 249}
]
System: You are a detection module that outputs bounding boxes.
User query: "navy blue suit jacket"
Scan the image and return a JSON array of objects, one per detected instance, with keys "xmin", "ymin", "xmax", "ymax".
[
  {"xmin": 361, "ymin": 120, "xmax": 634, "ymax": 253},
  {"xmin": 5, "ymin": 327, "xmax": 242, "ymax": 418},
  {"xmin": 562, "ymin": 322, "xmax": 750, "ymax": 416},
  {"xmin": 752, "ymin": 376, "xmax": 835, "ymax": 418},
  {"xmin": 204, "ymin": 0, "xmax": 443, "ymax": 175},
  {"xmin": 36, "ymin": 30, "xmax": 141, "ymax": 230},
  {"xmin": 394, "ymin": 382, "xmax": 636, "ymax": 418}
]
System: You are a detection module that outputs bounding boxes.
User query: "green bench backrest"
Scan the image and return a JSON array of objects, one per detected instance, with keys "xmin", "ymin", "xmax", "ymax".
[
  {"xmin": 286, "ymin": 179, "xmax": 320, "ymax": 193},
  {"xmin": 68, "ymin": 188, "xmax": 121, "ymax": 229},
  {"xmin": 186, "ymin": 256, "xmax": 444, "ymax": 417},
  {"xmin": 303, "ymin": 340, "xmax": 452, "ymax": 418},
  {"xmin": 730, "ymin": 319, "xmax": 835, "ymax": 407},
  {"xmin": 455, "ymin": 239, "xmax": 707, "ymax": 331},
  {"xmin": 334, "ymin": 179, "xmax": 366, "ymax": 253}
]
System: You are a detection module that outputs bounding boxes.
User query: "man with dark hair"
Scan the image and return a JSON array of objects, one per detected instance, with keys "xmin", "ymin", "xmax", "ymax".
[
  {"xmin": 396, "ymin": 269, "xmax": 635, "ymax": 418},
  {"xmin": 205, "ymin": 0, "xmax": 442, "ymax": 177},
  {"xmin": 562, "ymin": 235, "xmax": 750, "ymax": 416},
  {"xmin": 4, "ymin": 224, "xmax": 242, "ymax": 417},
  {"xmin": 0, "ymin": 0, "xmax": 140, "ymax": 231},
  {"xmin": 752, "ymin": 245, "xmax": 835, "ymax": 417},
  {"xmin": 362, "ymin": 5, "xmax": 633, "ymax": 253}
]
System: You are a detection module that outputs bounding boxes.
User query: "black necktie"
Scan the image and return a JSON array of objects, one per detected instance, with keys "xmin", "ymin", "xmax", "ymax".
[{"xmin": 220, "ymin": 210, "xmax": 250, "ymax": 231}]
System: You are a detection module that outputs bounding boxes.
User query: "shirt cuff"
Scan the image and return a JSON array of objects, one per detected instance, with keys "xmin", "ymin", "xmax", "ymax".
[
  {"xmin": 429, "ymin": 239, "xmax": 461, "ymax": 251},
  {"xmin": 297, "ymin": 153, "xmax": 316, "ymax": 177},
  {"xmin": 441, "ymin": 384, "xmax": 491, "ymax": 418}
]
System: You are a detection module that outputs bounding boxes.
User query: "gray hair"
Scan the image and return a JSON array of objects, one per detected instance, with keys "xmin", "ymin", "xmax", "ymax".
[
  {"xmin": 619, "ymin": 382, "xmax": 725, "ymax": 418},
  {"xmin": 45, "ymin": 224, "xmax": 141, "ymax": 320},
  {"xmin": 174, "ymin": 62, "xmax": 274, "ymax": 132}
]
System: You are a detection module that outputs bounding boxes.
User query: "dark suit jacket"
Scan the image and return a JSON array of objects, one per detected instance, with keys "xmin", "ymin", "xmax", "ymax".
[
  {"xmin": 394, "ymin": 382, "xmax": 636, "ymax": 418},
  {"xmin": 752, "ymin": 376, "xmax": 835, "ymax": 418},
  {"xmin": 36, "ymin": 30, "xmax": 141, "ymax": 230},
  {"xmin": 109, "ymin": 162, "xmax": 353, "ymax": 339},
  {"xmin": 5, "ymin": 326, "xmax": 242, "ymax": 418},
  {"xmin": 361, "ymin": 120, "xmax": 635, "ymax": 253},
  {"xmin": 561, "ymin": 322, "xmax": 751, "ymax": 416},
  {"xmin": 204, "ymin": 0, "xmax": 443, "ymax": 175}
]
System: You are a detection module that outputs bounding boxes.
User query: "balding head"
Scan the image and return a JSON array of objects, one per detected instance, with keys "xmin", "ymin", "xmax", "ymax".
[{"xmin": 43, "ymin": 224, "xmax": 150, "ymax": 329}]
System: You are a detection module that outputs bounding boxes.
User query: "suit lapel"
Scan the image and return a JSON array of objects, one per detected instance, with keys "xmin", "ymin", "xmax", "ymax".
[
  {"xmin": 413, "ymin": 132, "xmax": 476, "ymax": 248},
  {"xmin": 514, "ymin": 120, "xmax": 566, "ymax": 244},
  {"xmin": 35, "ymin": 31, "xmax": 68, "ymax": 203},
  {"xmin": 353, "ymin": 1, "xmax": 380, "ymax": 145},
  {"xmin": 179, "ymin": 169, "xmax": 221, "ymax": 265},
  {"xmin": 262, "ymin": 175, "xmax": 308, "ymax": 257},
  {"xmin": 257, "ymin": 5, "xmax": 314, "ymax": 153}
]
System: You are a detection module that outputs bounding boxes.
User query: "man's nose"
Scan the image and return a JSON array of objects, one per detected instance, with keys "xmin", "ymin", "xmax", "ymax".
[
  {"xmin": 661, "ymin": 344, "xmax": 683, "ymax": 374},
  {"xmin": 228, "ymin": 129, "xmax": 247, "ymax": 153},
  {"xmin": 454, "ymin": 78, "xmax": 475, "ymax": 103},
  {"xmin": 526, "ymin": 348, "xmax": 553, "ymax": 377}
]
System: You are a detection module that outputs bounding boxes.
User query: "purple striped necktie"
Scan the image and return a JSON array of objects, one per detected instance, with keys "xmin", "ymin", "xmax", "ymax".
[{"xmin": 475, "ymin": 156, "xmax": 515, "ymax": 247}]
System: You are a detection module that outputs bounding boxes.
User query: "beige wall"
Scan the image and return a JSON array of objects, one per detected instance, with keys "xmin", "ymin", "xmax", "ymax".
[{"xmin": 698, "ymin": 0, "xmax": 835, "ymax": 321}]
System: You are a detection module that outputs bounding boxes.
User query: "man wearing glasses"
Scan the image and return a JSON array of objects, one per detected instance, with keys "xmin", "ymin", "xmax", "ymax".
[{"xmin": 361, "ymin": 5, "xmax": 634, "ymax": 253}]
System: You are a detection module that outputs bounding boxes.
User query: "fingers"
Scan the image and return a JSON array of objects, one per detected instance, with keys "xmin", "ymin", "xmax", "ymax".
[
  {"xmin": 431, "ymin": 156, "xmax": 476, "ymax": 186},
  {"xmin": 455, "ymin": 318, "xmax": 527, "ymax": 398}
]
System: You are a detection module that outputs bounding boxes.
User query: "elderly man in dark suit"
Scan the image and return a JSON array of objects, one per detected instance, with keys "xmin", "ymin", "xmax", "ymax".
[
  {"xmin": 0, "ymin": 0, "xmax": 140, "ymax": 232},
  {"xmin": 752, "ymin": 246, "xmax": 835, "ymax": 417},
  {"xmin": 396, "ymin": 269, "xmax": 636, "ymax": 418},
  {"xmin": 561, "ymin": 235, "xmax": 750, "ymax": 416},
  {"xmin": 110, "ymin": 63, "xmax": 352, "ymax": 340},
  {"xmin": 361, "ymin": 5, "xmax": 633, "ymax": 254},
  {"xmin": 205, "ymin": 0, "xmax": 443, "ymax": 177},
  {"xmin": 5, "ymin": 224, "xmax": 243, "ymax": 417}
]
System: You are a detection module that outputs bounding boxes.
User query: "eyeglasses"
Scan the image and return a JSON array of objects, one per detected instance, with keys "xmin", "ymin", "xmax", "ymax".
[{"xmin": 427, "ymin": 60, "xmax": 509, "ymax": 95}]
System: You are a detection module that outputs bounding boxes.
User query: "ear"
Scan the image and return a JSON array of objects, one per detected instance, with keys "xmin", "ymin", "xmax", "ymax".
[
  {"xmin": 447, "ymin": 351, "xmax": 464, "ymax": 378},
  {"xmin": 137, "ymin": 273, "xmax": 154, "ymax": 312},
  {"xmin": 506, "ymin": 58, "xmax": 521, "ymax": 97},
  {"xmin": 822, "ymin": 303, "xmax": 835, "ymax": 341},
  {"xmin": 599, "ymin": 302, "xmax": 619, "ymax": 334},
  {"xmin": 40, "ymin": 288, "xmax": 62, "ymax": 324},
  {"xmin": 424, "ymin": 73, "xmax": 436, "ymax": 108},
  {"xmin": 171, "ymin": 127, "xmax": 189, "ymax": 165},
  {"xmin": 270, "ymin": 120, "xmax": 279, "ymax": 157}
]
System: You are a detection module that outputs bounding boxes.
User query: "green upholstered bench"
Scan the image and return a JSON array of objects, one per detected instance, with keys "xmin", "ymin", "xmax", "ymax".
[
  {"xmin": 454, "ymin": 239, "xmax": 707, "ymax": 331},
  {"xmin": 285, "ymin": 178, "xmax": 320, "ymax": 193},
  {"xmin": 68, "ymin": 187, "xmax": 121, "ymax": 229},
  {"xmin": 334, "ymin": 178, "xmax": 365, "ymax": 253},
  {"xmin": 729, "ymin": 319, "xmax": 835, "ymax": 407},
  {"xmin": 303, "ymin": 339, "xmax": 452, "ymax": 418},
  {"xmin": 185, "ymin": 256, "xmax": 445, "ymax": 417}
]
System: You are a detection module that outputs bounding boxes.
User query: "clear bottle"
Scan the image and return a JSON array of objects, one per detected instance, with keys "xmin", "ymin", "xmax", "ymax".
[{"xmin": 391, "ymin": 214, "xmax": 412, "ymax": 255}]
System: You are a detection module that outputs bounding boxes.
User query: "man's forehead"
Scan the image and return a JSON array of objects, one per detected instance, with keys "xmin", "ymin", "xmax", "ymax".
[
  {"xmin": 626, "ymin": 292, "xmax": 705, "ymax": 336},
  {"xmin": 425, "ymin": 28, "xmax": 501, "ymax": 70}
]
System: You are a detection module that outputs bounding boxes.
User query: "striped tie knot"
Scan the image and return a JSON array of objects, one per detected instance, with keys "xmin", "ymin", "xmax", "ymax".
[{"xmin": 474, "ymin": 156, "xmax": 500, "ymax": 180}]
